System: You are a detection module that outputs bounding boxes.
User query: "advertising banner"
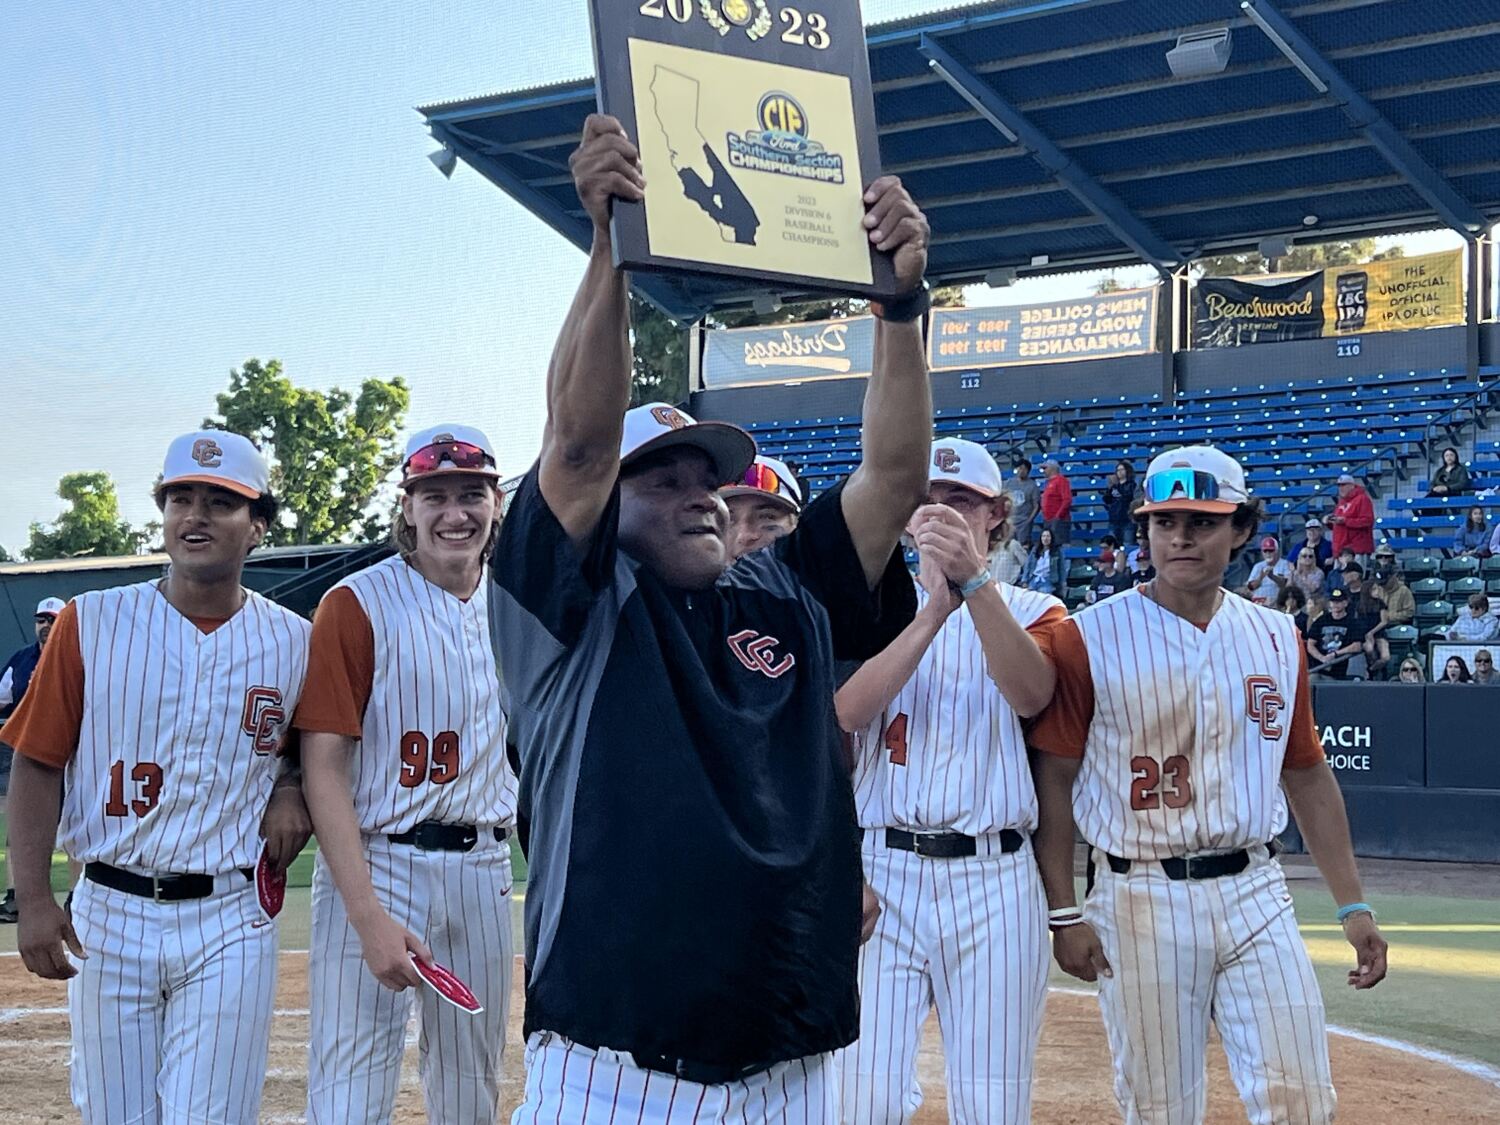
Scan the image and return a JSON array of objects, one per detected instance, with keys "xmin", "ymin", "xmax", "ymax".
[
  {"xmin": 1191, "ymin": 272, "xmax": 1323, "ymax": 348},
  {"xmin": 702, "ymin": 314, "xmax": 875, "ymax": 387},
  {"xmin": 928, "ymin": 287, "xmax": 1157, "ymax": 370},
  {"xmin": 1309, "ymin": 683, "xmax": 1425, "ymax": 788},
  {"xmin": 1323, "ymin": 249, "xmax": 1465, "ymax": 335}
]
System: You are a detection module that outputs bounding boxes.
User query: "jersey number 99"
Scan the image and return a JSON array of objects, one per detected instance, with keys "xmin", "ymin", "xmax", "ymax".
[{"xmin": 399, "ymin": 730, "xmax": 461, "ymax": 788}]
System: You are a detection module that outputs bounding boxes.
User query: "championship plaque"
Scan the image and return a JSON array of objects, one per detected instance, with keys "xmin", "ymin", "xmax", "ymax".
[{"xmin": 588, "ymin": 0, "xmax": 898, "ymax": 298}]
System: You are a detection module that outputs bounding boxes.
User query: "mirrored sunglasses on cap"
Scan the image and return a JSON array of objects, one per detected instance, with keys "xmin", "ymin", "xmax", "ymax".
[
  {"xmin": 404, "ymin": 440, "xmax": 494, "ymax": 476},
  {"xmin": 737, "ymin": 462, "xmax": 787, "ymax": 496},
  {"xmin": 1142, "ymin": 468, "xmax": 1224, "ymax": 505}
]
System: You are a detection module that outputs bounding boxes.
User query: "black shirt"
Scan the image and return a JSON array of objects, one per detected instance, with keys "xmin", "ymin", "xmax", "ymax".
[
  {"xmin": 1307, "ymin": 611, "xmax": 1367, "ymax": 678},
  {"xmin": 1089, "ymin": 569, "xmax": 1128, "ymax": 602},
  {"xmin": 490, "ymin": 468, "xmax": 913, "ymax": 1068}
]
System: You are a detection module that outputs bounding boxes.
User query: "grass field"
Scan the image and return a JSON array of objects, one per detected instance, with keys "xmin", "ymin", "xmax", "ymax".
[{"xmin": 2, "ymin": 815, "xmax": 1496, "ymax": 1075}]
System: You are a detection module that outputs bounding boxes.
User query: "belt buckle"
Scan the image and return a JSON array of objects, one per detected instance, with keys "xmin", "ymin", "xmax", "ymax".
[
  {"xmin": 910, "ymin": 832, "xmax": 939, "ymax": 858},
  {"xmin": 1185, "ymin": 856, "xmax": 1212, "ymax": 880},
  {"xmin": 152, "ymin": 877, "xmax": 168, "ymax": 902}
]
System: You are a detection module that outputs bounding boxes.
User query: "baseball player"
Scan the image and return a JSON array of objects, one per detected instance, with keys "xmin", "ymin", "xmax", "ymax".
[
  {"xmin": 722, "ymin": 454, "xmax": 803, "ymax": 561},
  {"xmin": 492, "ymin": 114, "xmax": 930, "ymax": 1121},
  {"xmin": 1030, "ymin": 445, "xmax": 1389, "ymax": 1125},
  {"xmin": 1, "ymin": 430, "xmax": 312, "ymax": 1124},
  {"xmin": 836, "ymin": 437, "xmax": 1064, "ymax": 1124},
  {"xmin": 0, "ymin": 596, "xmax": 65, "ymax": 924},
  {"xmin": 294, "ymin": 423, "xmax": 518, "ymax": 1124}
]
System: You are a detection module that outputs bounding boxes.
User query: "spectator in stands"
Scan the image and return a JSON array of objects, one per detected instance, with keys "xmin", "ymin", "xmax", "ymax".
[
  {"xmin": 1306, "ymin": 587, "xmax": 1366, "ymax": 680},
  {"xmin": 1327, "ymin": 472, "xmax": 1375, "ymax": 564},
  {"xmin": 1450, "ymin": 506, "xmax": 1489, "ymax": 559},
  {"xmin": 1472, "ymin": 650, "xmax": 1499, "ymax": 685},
  {"xmin": 1369, "ymin": 549, "xmax": 1415, "ymax": 630},
  {"xmin": 1242, "ymin": 535, "xmax": 1291, "ymax": 604},
  {"xmin": 1039, "ymin": 459, "xmax": 1072, "ymax": 544},
  {"xmin": 1274, "ymin": 584, "xmax": 1309, "ymax": 637},
  {"xmin": 1128, "ymin": 545, "xmax": 1154, "ymax": 588},
  {"xmin": 1326, "ymin": 547, "xmax": 1357, "ymax": 595},
  {"xmin": 1297, "ymin": 516, "xmax": 1334, "ymax": 570},
  {"xmin": 1446, "ymin": 592, "xmax": 1500, "ymax": 643},
  {"xmin": 1086, "ymin": 549, "xmax": 1128, "ymax": 605},
  {"xmin": 1428, "ymin": 447, "xmax": 1471, "ymax": 497},
  {"xmin": 1222, "ymin": 538, "xmax": 1259, "ymax": 593},
  {"xmin": 1301, "ymin": 592, "xmax": 1326, "ymax": 639},
  {"xmin": 1396, "ymin": 658, "xmax": 1425, "ymax": 684},
  {"xmin": 1025, "ymin": 526, "xmax": 1063, "ymax": 595},
  {"xmin": 988, "ymin": 516, "xmax": 1029, "ymax": 587},
  {"xmin": 1442, "ymin": 655, "xmax": 1473, "ymax": 684},
  {"xmin": 1097, "ymin": 534, "xmax": 1120, "ymax": 571},
  {"xmin": 1002, "ymin": 460, "xmax": 1040, "ymax": 547},
  {"xmin": 1290, "ymin": 546, "xmax": 1328, "ymax": 600},
  {"xmin": 1102, "ymin": 461, "xmax": 1137, "ymax": 546}
]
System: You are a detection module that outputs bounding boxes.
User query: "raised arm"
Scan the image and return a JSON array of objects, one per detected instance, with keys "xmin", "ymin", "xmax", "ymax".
[
  {"xmin": 840, "ymin": 178, "xmax": 933, "ymax": 588},
  {"xmin": 538, "ymin": 114, "xmax": 645, "ymax": 547}
]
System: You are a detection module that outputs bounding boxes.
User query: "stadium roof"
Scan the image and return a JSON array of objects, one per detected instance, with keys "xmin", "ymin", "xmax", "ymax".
[{"xmin": 419, "ymin": 0, "xmax": 1500, "ymax": 319}]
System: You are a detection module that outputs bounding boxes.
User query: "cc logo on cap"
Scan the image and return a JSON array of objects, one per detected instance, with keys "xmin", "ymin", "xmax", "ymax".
[
  {"xmin": 651, "ymin": 406, "xmax": 688, "ymax": 430},
  {"xmin": 934, "ymin": 448, "xmax": 960, "ymax": 473},
  {"xmin": 191, "ymin": 439, "xmax": 224, "ymax": 468}
]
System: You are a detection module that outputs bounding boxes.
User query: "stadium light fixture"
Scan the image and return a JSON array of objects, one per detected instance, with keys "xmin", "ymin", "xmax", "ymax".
[
  {"xmin": 429, "ymin": 146, "xmax": 459, "ymax": 179},
  {"xmin": 1166, "ymin": 28, "xmax": 1232, "ymax": 79}
]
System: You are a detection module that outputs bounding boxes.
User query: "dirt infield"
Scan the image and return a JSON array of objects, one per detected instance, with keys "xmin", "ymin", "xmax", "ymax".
[{"xmin": 2, "ymin": 952, "xmax": 1496, "ymax": 1123}]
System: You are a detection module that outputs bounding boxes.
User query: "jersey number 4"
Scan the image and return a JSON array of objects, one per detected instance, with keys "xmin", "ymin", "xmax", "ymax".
[
  {"xmin": 1129, "ymin": 754, "xmax": 1193, "ymax": 811},
  {"xmin": 104, "ymin": 760, "xmax": 163, "ymax": 818},
  {"xmin": 884, "ymin": 713, "xmax": 910, "ymax": 766},
  {"xmin": 399, "ymin": 731, "xmax": 460, "ymax": 788}
]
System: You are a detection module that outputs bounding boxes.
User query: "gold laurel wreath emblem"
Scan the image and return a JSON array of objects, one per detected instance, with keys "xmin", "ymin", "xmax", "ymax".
[{"xmin": 699, "ymin": 0, "xmax": 771, "ymax": 39}]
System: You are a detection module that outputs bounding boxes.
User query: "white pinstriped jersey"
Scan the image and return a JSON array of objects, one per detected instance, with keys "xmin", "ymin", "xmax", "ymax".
[
  {"xmin": 63, "ymin": 582, "xmax": 310, "ymax": 873},
  {"xmin": 1069, "ymin": 590, "xmax": 1302, "ymax": 859},
  {"xmin": 851, "ymin": 580, "xmax": 1064, "ymax": 836},
  {"xmin": 337, "ymin": 555, "xmax": 517, "ymax": 834}
]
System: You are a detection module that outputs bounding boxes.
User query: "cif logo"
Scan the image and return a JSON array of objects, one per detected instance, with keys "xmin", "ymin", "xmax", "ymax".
[{"xmin": 757, "ymin": 92, "xmax": 808, "ymax": 140}]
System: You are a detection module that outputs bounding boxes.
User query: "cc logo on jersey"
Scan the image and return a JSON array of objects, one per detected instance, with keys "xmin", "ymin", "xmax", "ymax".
[
  {"xmin": 727, "ymin": 629, "xmax": 795, "ymax": 679},
  {"xmin": 934, "ymin": 447, "xmax": 960, "ymax": 473},
  {"xmin": 1244, "ymin": 675, "xmax": 1285, "ymax": 739},
  {"xmin": 241, "ymin": 686, "xmax": 286, "ymax": 755}
]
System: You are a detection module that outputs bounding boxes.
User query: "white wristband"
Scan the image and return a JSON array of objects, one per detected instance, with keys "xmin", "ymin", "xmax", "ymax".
[{"xmin": 1047, "ymin": 906, "xmax": 1083, "ymax": 920}]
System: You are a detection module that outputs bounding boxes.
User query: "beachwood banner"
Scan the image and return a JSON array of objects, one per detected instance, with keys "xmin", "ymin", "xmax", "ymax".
[
  {"xmin": 928, "ymin": 287, "xmax": 1158, "ymax": 370},
  {"xmin": 1324, "ymin": 249, "xmax": 1464, "ymax": 335},
  {"xmin": 1192, "ymin": 272, "xmax": 1324, "ymax": 348},
  {"xmin": 702, "ymin": 314, "xmax": 875, "ymax": 387},
  {"xmin": 1194, "ymin": 249, "xmax": 1466, "ymax": 347}
]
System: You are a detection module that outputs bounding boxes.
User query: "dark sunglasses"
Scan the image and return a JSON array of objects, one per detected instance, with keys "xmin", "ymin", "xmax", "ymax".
[
  {"xmin": 737, "ymin": 462, "xmax": 786, "ymax": 496},
  {"xmin": 1478, "ymin": 657, "xmax": 1494, "ymax": 665},
  {"xmin": 1142, "ymin": 468, "xmax": 1221, "ymax": 504},
  {"xmin": 404, "ymin": 441, "xmax": 494, "ymax": 476}
]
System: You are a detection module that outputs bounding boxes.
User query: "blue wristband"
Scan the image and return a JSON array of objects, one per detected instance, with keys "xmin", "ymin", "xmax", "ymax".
[
  {"xmin": 1336, "ymin": 902, "xmax": 1373, "ymax": 923},
  {"xmin": 960, "ymin": 568, "xmax": 993, "ymax": 597}
]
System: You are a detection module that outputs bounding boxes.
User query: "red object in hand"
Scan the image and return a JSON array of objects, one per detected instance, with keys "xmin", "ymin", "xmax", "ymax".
[
  {"xmin": 410, "ymin": 954, "xmax": 484, "ymax": 1014},
  {"xmin": 256, "ymin": 849, "xmax": 286, "ymax": 922}
]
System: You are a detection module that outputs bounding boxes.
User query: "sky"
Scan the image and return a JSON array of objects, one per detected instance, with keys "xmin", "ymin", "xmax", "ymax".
[{"xmin": 0, "ymin": 0, "xmax": 1466, "ymax": 556}]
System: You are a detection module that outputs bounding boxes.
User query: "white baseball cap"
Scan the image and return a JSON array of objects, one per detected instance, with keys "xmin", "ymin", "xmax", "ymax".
[
  {"xmin": 35, "ymin": 597, "xmax": 65, "ymax": 618},
  {"xmin": 401, "ymin": 424, "xmax": 500, "ymax": 489},
  {"xmin": 720, "ymin": 455, "xmax": 802, "ymax": 513},
  {"xmin": 159, "ymin": 430, "xmax": 269, "ymax": 501},
  {"xmin": 620, "ymin": 402, "xmax": 755, "ymax": 485},
  {"xmin": 1337, "ymin": 472, "xmax": 1358, "ymax": 485},
  {"xmin": 1138, "ymin": 445, "xmax": 1249, "ymax": 516},
  {"xmin": 1305, "ymin": 517, "xmax": 1324, "ymax": 529},
  {"xmin": 928, "ymin": 437, "xmax": 1002, "ymax": 498}
]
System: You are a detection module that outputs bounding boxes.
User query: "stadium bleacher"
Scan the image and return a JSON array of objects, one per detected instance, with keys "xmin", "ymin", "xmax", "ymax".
[{"xmin": 744, "ymin": 365, "xmax": 1500, "ymax": 626}]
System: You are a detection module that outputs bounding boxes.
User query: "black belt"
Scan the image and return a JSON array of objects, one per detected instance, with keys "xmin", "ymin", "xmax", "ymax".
[
  {"xmin": 387, "ymin": 822, "xmax": 508, "ymax": 852},
  {"xmin": 885, "ymin": 827, "xmax": 1024, "ymax": 859},
  {"xmin": 85, "ymin": 861, "xmax": 252, "ymax": 902},
  {"xmin": 630, "ymin": 1051, "xmax": 779, "ymax": 1086},
  {"xmin": 1105, "ymin": 849, "xmax": 1251, "ymax": 881}
]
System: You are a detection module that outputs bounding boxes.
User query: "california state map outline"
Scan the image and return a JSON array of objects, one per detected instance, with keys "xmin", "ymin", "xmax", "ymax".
[{"xmin": 647, "ymin": 65, "xmax": 760, "ymax": 245}]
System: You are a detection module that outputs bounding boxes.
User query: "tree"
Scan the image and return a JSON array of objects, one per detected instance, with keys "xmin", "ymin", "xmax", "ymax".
[
  {"xmin": 1093, "ymin": 276, "xmax": 1126, "ymax": 295},
  {"xmin": 0, "ymin": 544, "xmax": 11, "ymax": 563},
  {"xmin": 1196, "ymin": 238, "xmax": 1406, "ymax": 278},
  {"xmin": 25, "ymin": 472, "xmax": 151, "ymax": 561},
  {"xmin": 206, "ymin": 359, "xmax": 410, "ymax": 546},
  {"xmin": 628, "ymin": 286, "xmax": 967, "ymax": 404}
]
